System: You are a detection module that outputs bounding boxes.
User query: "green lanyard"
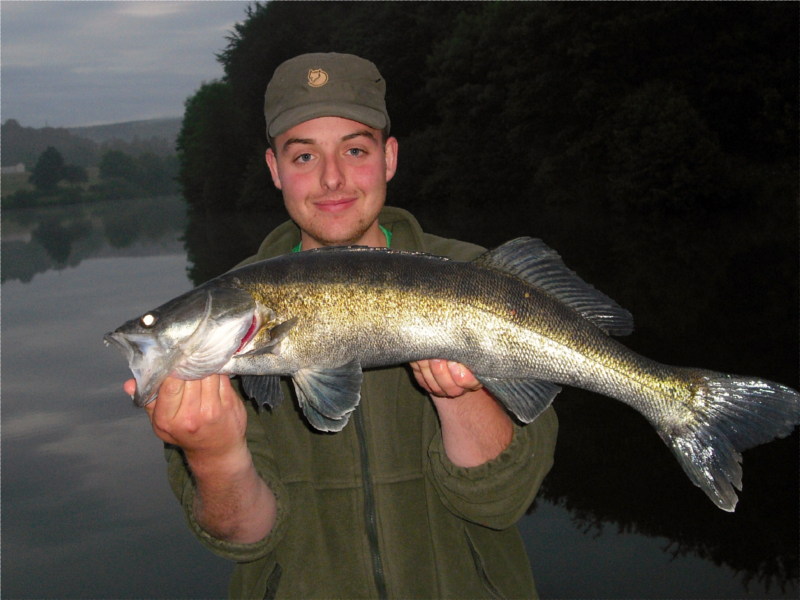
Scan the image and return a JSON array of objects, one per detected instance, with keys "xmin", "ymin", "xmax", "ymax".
[{"xmin": 292, "ymin": 225, "xmax": 392, "ymax": 253}]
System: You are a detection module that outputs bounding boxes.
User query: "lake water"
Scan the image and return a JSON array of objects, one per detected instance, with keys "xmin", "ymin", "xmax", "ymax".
[{"xmin": 2, "ymin": 197, "xmax": 797, "ymax": 598}]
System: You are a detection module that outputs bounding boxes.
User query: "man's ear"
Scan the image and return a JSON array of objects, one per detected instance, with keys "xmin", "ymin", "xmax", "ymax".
[
  {"xmin": 265, "ymin": 148, "xmax": 283, "ymax": 190},
  {"xmin": 384, "ymin": 136, "xmax": 399, "ymax": 183}
]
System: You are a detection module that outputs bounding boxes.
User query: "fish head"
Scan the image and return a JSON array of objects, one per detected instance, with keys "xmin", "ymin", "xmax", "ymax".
[{"xmin": 104, "ymin": 284, "xmax": 258, "ymax": 407}]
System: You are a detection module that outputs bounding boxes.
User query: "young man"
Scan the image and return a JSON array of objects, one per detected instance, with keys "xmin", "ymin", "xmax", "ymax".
[{"xmin": 130, "ymin": 53, "xmax": 557, "ymax": 599}]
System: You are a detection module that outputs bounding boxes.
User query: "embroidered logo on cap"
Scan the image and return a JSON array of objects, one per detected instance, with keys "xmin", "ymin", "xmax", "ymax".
[{"xmin": 307, "ymin": 68, "xmax": 329, "ymax": 88}]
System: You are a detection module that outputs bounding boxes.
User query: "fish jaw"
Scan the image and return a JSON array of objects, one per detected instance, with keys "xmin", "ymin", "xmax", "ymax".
[
  {"xmin": 103, "ymin": 330, "xmax": 179, "ymax": 407},
  {"xmin": 104, "ymin": 285, "xmax": 259, "ymax": 407}
]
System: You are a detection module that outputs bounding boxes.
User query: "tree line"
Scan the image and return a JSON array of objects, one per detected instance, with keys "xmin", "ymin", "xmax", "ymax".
[
  {"xmin": 3, "ymin": 145, "xmax": 179, "ymax": 208},
  {"xmin": 177, "ymin": 2, "xmax": 796, "ymax": 230},
  {"xmin": 1, "ymin": 118, "xmax": 177, "ymax": 169}
]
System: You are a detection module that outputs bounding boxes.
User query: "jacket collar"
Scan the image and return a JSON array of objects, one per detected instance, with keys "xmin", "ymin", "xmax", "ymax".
[{"xmin": 253, "ymin": 205, "xmax": 427, "ymax": 258}]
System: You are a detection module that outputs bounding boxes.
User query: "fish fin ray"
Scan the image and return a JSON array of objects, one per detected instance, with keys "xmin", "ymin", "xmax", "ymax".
[
  {"xmin": 292, "ymin": 360, "xmax": 363, "ymax": 432},
  {"xmin": 240, "ymin": 375, "xmax": 284, "ymax": 409},
  {"xmin": 657, "ymin": 371, "xmax": 800, "ymax": 511},
  {"xmin": 474, "ymin": 237, "xmax": 634, "ymax": 336},
  {"xmin": 479, "ymin": 375, "xmax": 561, "ymax": 423},
  {"xmin": 267, "ymin": 316, "xmax": 297, "ymax": 345},
  {"xmin": 237, "ymin": 317, "xmax": 298, "ymax": 358}
]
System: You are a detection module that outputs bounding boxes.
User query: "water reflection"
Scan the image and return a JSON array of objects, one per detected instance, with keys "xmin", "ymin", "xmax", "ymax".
[
  {"xmin": 1, "ymin": 196, "xmax": 797, "ymax": 598},
  {"xmin": 2, "ymin": 198, "xmax": 231, "ymax": 599},
  {"xmin": 522, "ymin": 499, "xmax": 790, "ymax": 599},
  {"xmin": 1, "ymin": 197, "xmax": 187, "ymax": 283}
]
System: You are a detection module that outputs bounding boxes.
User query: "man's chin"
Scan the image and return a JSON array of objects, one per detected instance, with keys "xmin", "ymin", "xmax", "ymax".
[{"xmin": 309, "ymin": 223, "xmax": 379, "ymax": 248}]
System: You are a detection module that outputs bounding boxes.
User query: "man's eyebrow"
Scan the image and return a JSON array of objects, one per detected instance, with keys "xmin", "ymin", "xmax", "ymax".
[
  {"xmin": 342, "ymin": 130, "xmax": 377, "ymax": 143},
  {"xmin": 280, "ymin": 130, "xmax": 378, "ymax": 153},
  {"xmin": 281, "ymin": 137, "xmax": 314, "ymax": 152}
]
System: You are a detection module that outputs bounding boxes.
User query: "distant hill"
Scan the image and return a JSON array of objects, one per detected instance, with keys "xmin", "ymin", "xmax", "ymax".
[
  {"xmin": 1, "ymin": 118, "xmax": 181, "ymax": 169},
  {"xmin": 68, "ymin": 117, "xmax": 182, "ymax": 144}
]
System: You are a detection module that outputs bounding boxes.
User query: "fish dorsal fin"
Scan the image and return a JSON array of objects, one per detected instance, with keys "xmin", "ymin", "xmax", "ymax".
[{"xmin": 474, "ymin": 237, "xmax": 634, "ymax": 336}]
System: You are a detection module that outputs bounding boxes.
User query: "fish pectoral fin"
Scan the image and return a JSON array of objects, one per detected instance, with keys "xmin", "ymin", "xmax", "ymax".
[
  {"xmin": 292, "ymin": 360, "xmax": 363, "ymax": 433},
  {"xmin": 267, "ymin": 317, "xmax": 297, "ymax": 345},
  {"xmin": 238, "ymin": 317, "xmax": 298, "ymax": 358},
  {"xmin": 240, "ymin": 374, "xmax": 285, "ymax": 410},
  {"xmin": 478, "ymin": 375, "xmax": 561, "ymax": 423}
]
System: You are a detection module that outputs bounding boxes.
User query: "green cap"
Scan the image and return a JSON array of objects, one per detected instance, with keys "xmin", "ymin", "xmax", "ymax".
[{"xmin": 264, "ymin": 52, "xmax": 390, "ymax": 138}]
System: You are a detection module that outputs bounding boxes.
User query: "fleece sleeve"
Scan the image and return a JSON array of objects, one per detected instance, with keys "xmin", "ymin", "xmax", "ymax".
[
  {"xmin": 164, "ymin": 394, "xmax": 291, "ymax": 563},
  {"xmin": 425, "ymin": 406, "xmax": 557, "ymax": 530}
]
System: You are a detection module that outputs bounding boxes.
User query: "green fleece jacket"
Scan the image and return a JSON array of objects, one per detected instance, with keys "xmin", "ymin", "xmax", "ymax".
[{"xmin": 166, "ymin": 206, "xmax": 558, "ymax": 599}]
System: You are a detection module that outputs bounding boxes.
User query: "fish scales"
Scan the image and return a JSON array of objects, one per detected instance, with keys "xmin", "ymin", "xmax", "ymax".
[
  {"xmin": 104, "ymin": 238, "xmax": 800, "ymax": 511},
  {"xmin": 222, "ymin": 247, "xmax": 797, "ymax": 457},
  {"xmin": 239, "ymin": 249, "xmax": 614, "ymax": 383}
]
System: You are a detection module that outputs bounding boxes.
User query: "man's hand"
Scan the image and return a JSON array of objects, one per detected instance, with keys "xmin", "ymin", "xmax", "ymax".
[
  {"xmin": 410, "ymin": 360, "xmax": 513, "ymax": 467},
  {"xmin": 128, "ymin": 375, "xmax": 247, "ymax": 461},
  {"xmin": 124, "ymin": 375, "xmax": 276, "ymax": 543},
  {"xmin": 410, "ymin": 359, "xmax": 483, "ymax": 398}
]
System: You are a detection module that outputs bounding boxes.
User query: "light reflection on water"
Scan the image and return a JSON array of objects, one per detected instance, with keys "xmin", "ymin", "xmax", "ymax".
[
  {"xmin": 2, "ymin": 251, "xmax": 231, "ymax": 599},
  {"xmin": 1, "ymin": 198, "xmax": 796, "ymax": 598}
]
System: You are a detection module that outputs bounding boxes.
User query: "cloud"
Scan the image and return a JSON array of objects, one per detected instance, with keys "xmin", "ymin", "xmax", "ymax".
[{"xmin": 1, "ymin": 1, "xmax": 250, "ymax": 126}]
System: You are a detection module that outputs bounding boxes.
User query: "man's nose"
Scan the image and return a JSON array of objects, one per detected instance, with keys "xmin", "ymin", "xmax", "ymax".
[{"xmin": 320, "ymin": 156, "xmax": 344, "ymax": 190}]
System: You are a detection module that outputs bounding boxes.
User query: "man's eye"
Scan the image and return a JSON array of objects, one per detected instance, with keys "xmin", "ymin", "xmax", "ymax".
[
  {"xmin": 295, "ymin": 153, "xmax": 313, "ymax": 163},
  {"xmin": 346, "ymin": 148, "xmax": 365, "ymax": 157}
]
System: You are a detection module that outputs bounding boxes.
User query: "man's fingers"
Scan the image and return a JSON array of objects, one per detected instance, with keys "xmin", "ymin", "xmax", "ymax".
[
  {"xmin": 217, "ymin": 375, "xmax": 238, "ymax": 406},
  {"xmin": 198, "ymin": 374, "xmax": 226, "ymax": 419},
  {"xmin": 419, "ymin": 359, "xmax": 457, "ymax": 397},
  {"xmin": 156, "ymin": 377, "xmax": 188, "ymax": 421},
  {"xmin": 446, "ymin": 361, "xmax": 483, "ymax": 392},
  {"xmin": 411, "ymin": 359, "xmax": 483, "ymax": 398}
]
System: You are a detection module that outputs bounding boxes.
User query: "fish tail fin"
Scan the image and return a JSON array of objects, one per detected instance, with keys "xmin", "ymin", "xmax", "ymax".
[{"xmin": 658, "ymin": 371, "xmax": 800, "ymax": 511}]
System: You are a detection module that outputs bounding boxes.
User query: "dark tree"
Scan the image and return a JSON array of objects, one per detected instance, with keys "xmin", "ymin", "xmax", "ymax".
[
  {"xmin": 99, "ymin": 150, "xmax": 139, "ymax": 181},
  {"xmin": 61, "ymin": 164, "xmax": 88, "ymax": 185},
  {"xmin": 29, "ymin": 146, "xmax": 65, "ymax": 192}
]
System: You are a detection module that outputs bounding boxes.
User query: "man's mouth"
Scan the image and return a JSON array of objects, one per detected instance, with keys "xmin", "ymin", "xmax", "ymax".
[{"xmin": 314, "ymin": 197, "xmax": 357, "ymax": 212}]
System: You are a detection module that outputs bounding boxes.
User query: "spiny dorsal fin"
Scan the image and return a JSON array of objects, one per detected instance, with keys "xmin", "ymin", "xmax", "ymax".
[{"xmin": 474, "ymin": 237, "xmax": 634, "ymax": 336}]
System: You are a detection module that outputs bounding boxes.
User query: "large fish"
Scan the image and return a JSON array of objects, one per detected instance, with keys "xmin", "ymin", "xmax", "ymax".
[{"xmin": 104, "ymin": 238, "xmax": 799, "ymax": 511}]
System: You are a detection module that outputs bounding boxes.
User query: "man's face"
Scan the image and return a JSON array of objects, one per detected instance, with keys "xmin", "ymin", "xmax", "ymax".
[{"xmin": 265, "ymin": 116, "xmax": 398, "ymax": 249}]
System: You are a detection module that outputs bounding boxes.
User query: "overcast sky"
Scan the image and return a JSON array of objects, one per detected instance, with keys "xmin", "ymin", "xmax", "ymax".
[{"xmin": 1, "ymin": 1, "xmax": 251, "ymax": 128}]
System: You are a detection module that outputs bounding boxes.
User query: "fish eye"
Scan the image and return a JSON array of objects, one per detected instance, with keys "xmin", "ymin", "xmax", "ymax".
[{"xmin": 140, "ymin": 313, "xmax": 157, "ymax": 328}]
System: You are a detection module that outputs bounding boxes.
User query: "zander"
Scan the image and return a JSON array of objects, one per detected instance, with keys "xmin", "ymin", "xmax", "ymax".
[{"xmin": 104, "ymin": 238, "xmax": 800, "ymax": 511}]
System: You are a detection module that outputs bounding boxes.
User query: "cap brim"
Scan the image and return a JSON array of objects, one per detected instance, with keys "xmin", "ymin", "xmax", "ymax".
[{"xmin": 268, "ymin": 103, "xmax": 389, "ymax": 138}]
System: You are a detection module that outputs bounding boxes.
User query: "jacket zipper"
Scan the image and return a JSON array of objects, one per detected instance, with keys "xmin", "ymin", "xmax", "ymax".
[{"xmin": 354, "ymin": 407, "xmax": 388, "ymax": 599}]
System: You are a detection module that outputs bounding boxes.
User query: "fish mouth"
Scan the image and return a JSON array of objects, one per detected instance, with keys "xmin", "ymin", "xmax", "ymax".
[
  {"xmin": 103, "ymin": 331, "xmax": 138, "ymax": 368},
  {"xmin": 104, "ymin": 330, "xmax": 166, "ymax": 407},
  {"xmin": 104, "ymin": 304, "xmax": 261, "ymax": 408},
  {"xmin": 103, "ymin": 332, "xmax": 122, "ymax": 350}
]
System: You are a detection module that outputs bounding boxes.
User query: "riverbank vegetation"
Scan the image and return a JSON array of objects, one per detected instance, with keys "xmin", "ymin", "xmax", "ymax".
[{"xmin": 2, "ymin": 145, "xmax": 178, "ymax": 208}]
